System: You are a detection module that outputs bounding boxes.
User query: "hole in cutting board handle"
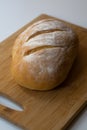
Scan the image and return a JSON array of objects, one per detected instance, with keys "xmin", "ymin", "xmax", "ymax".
[
  {"xmin": 0, "ymin": 94, "xmax": 23, "ymax": 111},
  {"xmin": 0, "ymin": 117, "xmax": 23, "ymax": 130}
]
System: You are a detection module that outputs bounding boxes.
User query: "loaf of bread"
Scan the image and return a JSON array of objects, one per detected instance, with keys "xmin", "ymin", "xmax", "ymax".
[{"xmin": 11, "ymin": 16, "xmax": 78, "ymax": 90}]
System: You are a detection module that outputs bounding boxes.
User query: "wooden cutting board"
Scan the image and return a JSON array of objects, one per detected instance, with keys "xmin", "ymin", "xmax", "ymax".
[{"xmin": 0, "ymin": 14, "xmax": 87, "ymax": 130}]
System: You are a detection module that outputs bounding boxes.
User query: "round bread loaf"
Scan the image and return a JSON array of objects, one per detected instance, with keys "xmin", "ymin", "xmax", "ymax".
[{"xmin": 11, "ymin": 18, "xmax": 78, "ymax": 90}]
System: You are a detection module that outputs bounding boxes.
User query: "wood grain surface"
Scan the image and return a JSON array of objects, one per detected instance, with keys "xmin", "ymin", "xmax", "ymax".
[{"xmin": 0, "ymin": 14, "xmax": 87, "ymax": 130}]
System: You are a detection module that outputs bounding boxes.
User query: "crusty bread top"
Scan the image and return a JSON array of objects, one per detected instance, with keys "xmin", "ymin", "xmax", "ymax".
[{"xmin": 12, "ymin": 18, "xmax": 78, "ymax": 60}]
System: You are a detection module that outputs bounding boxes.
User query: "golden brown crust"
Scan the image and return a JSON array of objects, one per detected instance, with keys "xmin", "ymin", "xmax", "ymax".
[{"xmin": 11, "ymin": 17, "xmax": 79, "ymax": 90}]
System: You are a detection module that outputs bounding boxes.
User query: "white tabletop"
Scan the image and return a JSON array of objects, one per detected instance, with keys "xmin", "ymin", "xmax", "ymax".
[{"xmin": 0, "ymin": 0, "xmax": 87, "ymax": 130}]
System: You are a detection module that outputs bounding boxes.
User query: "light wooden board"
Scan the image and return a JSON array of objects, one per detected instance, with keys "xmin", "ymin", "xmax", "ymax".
[{"xmin": 0, "ymin": 14, "xmax": 87, "ymax": 130}]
